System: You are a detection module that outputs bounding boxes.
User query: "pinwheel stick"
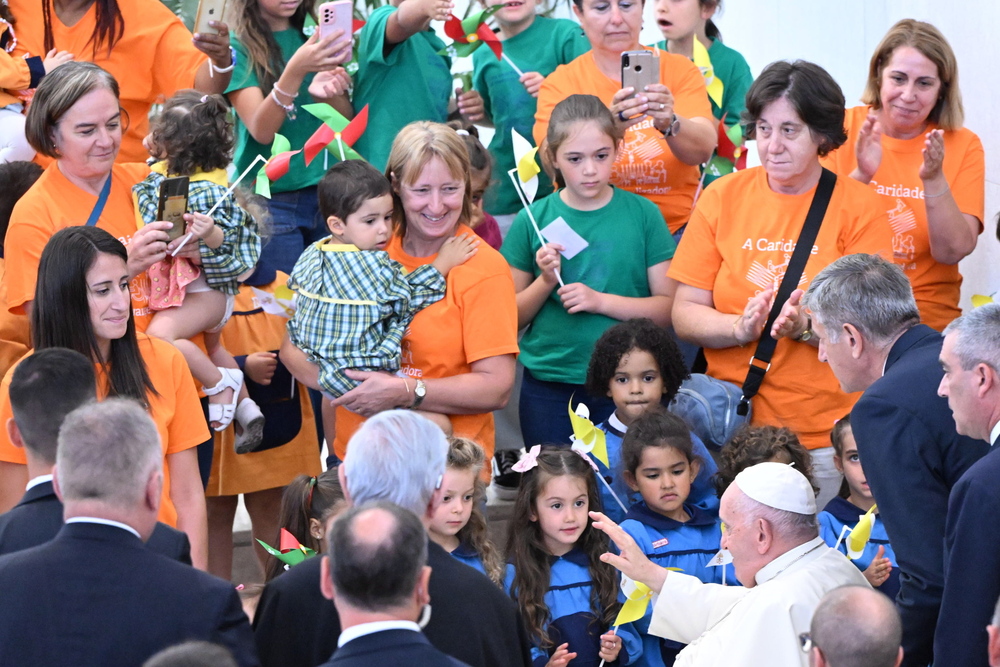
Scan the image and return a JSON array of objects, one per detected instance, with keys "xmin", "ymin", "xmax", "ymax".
[
  {"xmin": 171, "ymin": 154, "xmax": 267, "ymax": 257},
  {"xmin": 596, "ymin": 472, "xmax": 628, "ymax": 514},
  {"xmin": 832, "ymin": 523, "xmax": 851, "ymax": 552},
  {"xmin": 507, "ymin": 168, "xmax": 564, "ymax": 287},
  {"xmin": 502, "ymin": 52, "xmax": 525, "ymax": 78},
  {"xmin": 597, "ymin": 627, "xmax": 618, "ymax": 667},
  {"xmin": 337, "ymin": 138, "xmax": 346, "ymax": 162}
]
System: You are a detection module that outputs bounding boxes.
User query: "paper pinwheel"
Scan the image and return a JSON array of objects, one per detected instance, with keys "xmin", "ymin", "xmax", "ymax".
[
  {"xmin": 251, "ymin": 285, "xmax": 297, "ymax": 318},
  {"xmin": 568, "ymin": 399, "xmax": 609, "ymax": 467},
  {"xmin": 705, "ymin": 113, "xmax": 747, "ymax": 178},
  {"xmin": 302, "ymin": 103, "xmax": 369, "ymax": 165},
  {"xmin": 512, "ymin": 129, "xmax": 541, "ymax": 203},
  {"xmin": 846, "ymin": 504, "xmax": 878, "ymax": 560},
  {"xmin": 255, "ymin": 134, "xmax": 300, "ymax": 199},
  {"xmin": 616, "ymin": 576, "xmax": 653, "ymax": 626},
  {"xmin": 692, "ymin": 38, "xmax": 724, "ymax": 109},
  {"xmin": 439, "ymin": 6, "xmax": 503, "ymax": 60},
  {"xmin": 256, "ymin": 528, "xmax": 316, "ymax": 568},
  {"xmin": 972, "ymin": 293, "xmax": 996, "ymax": 308}
]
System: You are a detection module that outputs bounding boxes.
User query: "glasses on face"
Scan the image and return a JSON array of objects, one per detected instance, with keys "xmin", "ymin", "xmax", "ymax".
[{"xmin": 799, "ymin": 632, "xmax": 812, "ymax": 653}]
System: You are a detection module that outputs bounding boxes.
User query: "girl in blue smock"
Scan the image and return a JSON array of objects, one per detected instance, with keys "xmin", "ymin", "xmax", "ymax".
[
  {"xmin": 426, "ymin": 437, "xmax": 506, "ymax": 587},
  {"xmin": 618, "ymin": 408, "xmax": 727, "ymax": 667},
  {"xmin": 506, "ymin": 446, "xmax": 641, "ymax": 666}
]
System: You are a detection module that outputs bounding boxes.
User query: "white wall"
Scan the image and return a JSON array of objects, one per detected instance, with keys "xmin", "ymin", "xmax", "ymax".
[{"xmin": 704, "ymin": 0, "xmax": 1000, "ymax": 308}]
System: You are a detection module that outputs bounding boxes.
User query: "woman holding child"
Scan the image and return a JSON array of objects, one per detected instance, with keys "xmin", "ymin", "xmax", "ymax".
[{"xmin": 283, "ymin": 122, "xmax": 519, "ymax": 468}]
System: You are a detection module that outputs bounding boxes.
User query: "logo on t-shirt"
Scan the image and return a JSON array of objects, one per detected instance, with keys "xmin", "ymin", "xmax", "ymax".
[
  {"xmin": 613, "ymin": 120, "xmax": 671, "ymax": 195},
  {"xmin": 887, "ymin": 198, "xmax": 918, "ymax": 269},
  {"xmin": 652, "ymin": 538, "xmax": 670, "ymax": 549},
  {"xmin": 745, "ymin": 253, "xmax": 808, "ymax": 292}
]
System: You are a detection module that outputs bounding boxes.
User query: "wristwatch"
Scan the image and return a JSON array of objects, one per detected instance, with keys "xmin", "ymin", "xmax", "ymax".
[
  {"xmin": 662, "ymin": 114, "xmax": 681, "ymax": 138},
  {"xmin": 795, "ymin": 316, "xmax": 814, "ymax": 342},
  {"xmin": 412, "ymin": 379, "xmax": 426, "ymax": 409}
]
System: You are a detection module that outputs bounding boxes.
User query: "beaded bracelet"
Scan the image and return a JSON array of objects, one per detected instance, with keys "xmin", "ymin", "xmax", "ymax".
[
  {"xmin": 269, "ymin": 89, "xmax": 296, "ymax": 119},
  {"xmin": 272, "ymin": 82, "xmax": 299, "ymax": 100}
]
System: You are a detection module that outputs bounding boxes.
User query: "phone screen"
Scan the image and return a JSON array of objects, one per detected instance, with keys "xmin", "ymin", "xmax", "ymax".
[{"xmin": 161, "ymin": 195, "xmax": 187, "ymax": 241}]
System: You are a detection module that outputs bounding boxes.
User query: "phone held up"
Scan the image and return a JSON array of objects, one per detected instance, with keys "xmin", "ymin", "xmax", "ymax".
[
  {"xmin": 318, "ymin": 0, "xmax": 353, "ymax": 55},
  {"xmin": 157, "ymin": 176, "xmax": 190, "ymax": 242},
  {"xmin": 193, "ymin": 0, "xmax": 228, "ymax": 35},
  {"xmin": 621, "ymin": 50, "xmax": 658, "ymax": 101}
]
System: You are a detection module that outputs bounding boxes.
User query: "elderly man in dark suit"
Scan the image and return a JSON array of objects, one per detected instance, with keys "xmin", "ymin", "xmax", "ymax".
[
  {"xmin": 320, "ymin": 501, "xmax": 470, "ymax": 667},
  {"xmin": 802, "ymin": 254, "xmax": 988, "ymax": 667},
  {"xmin": 253, "ymin": 411, "xmax": 532, "ymax": 667},
  {"xmin": 0, "ymin": 348, "xmax": 189, "ymax": 562},
  {"xmin": 0, "ymin": 398, "xmax": 258, "ymax": 667}
]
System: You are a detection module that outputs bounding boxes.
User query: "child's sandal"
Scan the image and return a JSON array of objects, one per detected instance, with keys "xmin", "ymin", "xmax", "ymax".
[
  {"xmin": 233, "ymin": 398, "xmax": 266, "ymax": 454},
  {"xmin": 202, "ymin": 367, "xmax": 244, "ymax": 432}
]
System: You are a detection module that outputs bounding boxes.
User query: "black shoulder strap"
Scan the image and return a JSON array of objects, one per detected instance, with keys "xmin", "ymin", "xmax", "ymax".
[{"xmin": 737, "ymin": 168, "xmax": 837, "ymax": 416}]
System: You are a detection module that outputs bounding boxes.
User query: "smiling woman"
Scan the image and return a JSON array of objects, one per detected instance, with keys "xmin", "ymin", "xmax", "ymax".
[{"xmin": 821, "ymin": 19, "xmax": 984, "ymax": 331}]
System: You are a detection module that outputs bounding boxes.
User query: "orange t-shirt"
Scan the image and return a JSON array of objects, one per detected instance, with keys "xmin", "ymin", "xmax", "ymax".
[
  {"xmin": 0, "ymin": 334, "xmax": 207, "ymax": 525},
  {"xmin": 821, "ymin": 106, "xmax": 985, "ymax": 331},
  {"xmin": 534, "ymin": 47, "xmax": 714, "ymax": 233},
  {"xmin": 206, "ymin": 274, "xmax": 322, "ymax": 498},
  {"xmin": 9, "ymin": 0, "xmax": 207, "ymax": 163},
  {"xmin": 5, "ymin": 162, "xmax": 152, "ymax": 330},
  {"xmin": 0, "ymin": 259, "xmax": 30, "ymax": 381},
  {"xmin": 668, "ymin": 167, "xmax": 893, "ymax": 449},
  {"xmin": 333, "ymin": 225, "xmax": 520, "ymax": 463}
]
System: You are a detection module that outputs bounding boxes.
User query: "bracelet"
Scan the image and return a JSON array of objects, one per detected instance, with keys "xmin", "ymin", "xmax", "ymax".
[
  {"xmin": 208, "ymin": 46, "xmax": 237, "ymax": 77},
  {"xmin": 272, "ymin": 82, "xmax": 299, "ymax": 100},
  {"xmin": 401, "ymin": 377, "xmax": 411, "ymax": 399},
  {"xmin": 269, "ymin": 89, "xmax": 297, "ymax": 119},
  {"xmin": 924, "ymin": 187, "xmax": 950, "ymax": 198},
  {"xmin": 731, "ymin": 315, "xmax": 746, "ymax": 348}
]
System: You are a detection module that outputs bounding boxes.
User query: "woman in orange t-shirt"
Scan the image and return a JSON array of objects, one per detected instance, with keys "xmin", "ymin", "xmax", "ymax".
[
  {"xmin": 0, "ymin": 227, "xmax": 209, "ymax": 567},
  {"xmin": 669, "ymin": 61, "xmax": 892, "ymax": 508},
  {"xmin": 821, "ymin": 19, "xmax": 983, "ymax": 331},
  {"xmin": 534, "ymin": 0, "xmax": 717, "ymax": 234},
  {"xmin": 281, "ymin": 122, "xmax": 519, "ymax": 468}
]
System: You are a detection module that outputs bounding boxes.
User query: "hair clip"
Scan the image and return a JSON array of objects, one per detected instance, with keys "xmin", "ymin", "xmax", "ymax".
[
  {"xmin": 235, "ymin": 583, "xmax": 245, "ymax": 591},
  {"xmin": 570, "ymin": 442, "xmax": 599, "ymax": 472},
  {"xmin": 305, "ymin": 476, "xmax": 317, "ymax": 512},
  {"xmin": 200, "ymin": 95, "xmax": 209, "ymax": 103},
  {"xmin": 455, "ymin": 129, "xmax": 470, "ymax": 136},
  {"xmin": 512, "ymin": 445, "xmax": 541, "ymax": 473}
]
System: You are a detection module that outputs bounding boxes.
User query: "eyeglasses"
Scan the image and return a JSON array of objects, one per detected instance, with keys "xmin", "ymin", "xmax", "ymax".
[{"xmin": 799, "ymin": 632, "xmax": 813, "ymax": 653}]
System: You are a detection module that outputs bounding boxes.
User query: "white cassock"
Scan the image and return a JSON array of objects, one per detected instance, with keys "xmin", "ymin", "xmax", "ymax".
[{"xmin": 648, "ymin": 537, "xmax": 870, "ymax": 667}]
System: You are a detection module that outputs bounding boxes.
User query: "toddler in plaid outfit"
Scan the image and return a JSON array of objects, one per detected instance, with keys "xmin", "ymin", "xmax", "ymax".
[
  {"xmin": 286, "ymin": 160, "xmax": 477, "ymax": 438},
  {"xmin": 134, "ymin": 90, "xmax": 266, "ymax": 452}
]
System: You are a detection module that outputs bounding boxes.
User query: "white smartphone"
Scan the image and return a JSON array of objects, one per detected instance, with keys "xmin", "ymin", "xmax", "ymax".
[
  {"xmin": 318, "ymin": 0, "xmax": 353, "ymax": 45},
  {"xmin": 193, "ymin": 0, "xmax": 228, "ymax": 35}
]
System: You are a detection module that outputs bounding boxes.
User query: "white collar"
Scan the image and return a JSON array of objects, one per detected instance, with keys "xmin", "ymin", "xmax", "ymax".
[
  {"xmin": 754, "ymin": 536, "xmax": 825, "ymax": 586},
  {"xmin": 338, "ymin": 620, "xmax": 421, "ymax": 647},
  {"xmin": 65, "ymin": 516, "xmax": 142, "ymax": 539},
  {"xmin": 25, "ymin": 474, "xmax": 53, "ymax": 492},
  {"xmin": 608, "ymin": 412, "xmax": 629, "ymax": 433},
  {"xmin": 990, "ymin": 420, "xmax": 1000, "ymax": 448}
]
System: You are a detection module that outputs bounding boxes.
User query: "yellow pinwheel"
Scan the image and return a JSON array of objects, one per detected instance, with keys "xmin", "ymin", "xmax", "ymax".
[{"xmin": 846, "ymin": 504, "xmax": 878, "ymax": 560}]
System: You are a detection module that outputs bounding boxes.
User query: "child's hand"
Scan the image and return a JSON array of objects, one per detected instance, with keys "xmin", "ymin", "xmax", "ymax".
[
  {"xmin": 545, "ymin": 643, "xmax": 576, "ymax": 667},
  {"xmin": 432, "ymin": 233, "xmax": 480, "ymax": 276},
  {"xmin": 245, "ymin": 352, "xmax": 278, "ymax": 386},
  {"xmin": 863, "ymin": 545, "xmax": 892, "ymax": 587},
  {"xmin": 456, "ymin": 88, "xmax": 485, "ymax": 124},
  {"xmin": 308, "ymin": 67, "xmax": 352, "ymax": 100},
  {"xmin": 535, "ymin": 242, "xmax": 562, "ymax": 285},
  {"xmin": 598, "ymin": 631, "xmax": 622, "ymax": 662},
  {"xmin": 43, "ymin": 49, "xmax": 74, "ymax": 73},
  {"xmin": 290, "ymin": 30, "xmax": 352, "ymax": 76},
  {"xmin": 558, "ymin": 282, "xmax": 604, "ymax": 315},
  {"xmin": 185, "ymin": 212, "xmax": 217, "ymax": 240},
  {"xmin": 520, "ymin": 71, "xmax": 544, "ymax": 98},
  {"xmin": 417, "ymin": 0, "xmax": 453, "ymax": 23}
]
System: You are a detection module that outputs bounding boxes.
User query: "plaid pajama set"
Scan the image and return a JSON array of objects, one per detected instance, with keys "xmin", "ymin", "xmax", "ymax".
[
  {"xmin": 286, "ymin": 238, "xmax": 446, "ymax": 397},
  {"xmin": 133, "ymin": 167, "xmax": 262, "ymax": 299}
]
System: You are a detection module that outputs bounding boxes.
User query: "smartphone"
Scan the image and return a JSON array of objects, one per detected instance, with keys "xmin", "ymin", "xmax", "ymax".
[
  {"xmin": 157, "ymin": 176, "xmax": 190, "ymax": 242},
  {"xmin": 193, "ymin": 0, "xmax": 228, "ymax": 35},
  {"xmin": 621, "ymin": 50, "xmax": 659, "ymax": 99},
  {"xmin": 318, "ymin": 0, "xmax": 353, "ymax": 45}
]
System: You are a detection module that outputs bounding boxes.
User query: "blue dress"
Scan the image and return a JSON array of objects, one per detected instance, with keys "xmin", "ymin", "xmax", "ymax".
[
  {"xmin": 592, "ymin": 412, "xmax": 720, "ymax": 524},
  {"xmin": 819, "ymin": 496, "xmax": 900, "ymax": 599},
  {"xmin": 506, "ymin": 548, "xmax": 642, "ymax": 666},
  {"xmin": 619, "ymin": 502, "xmax": 728, "ymax": 667}
]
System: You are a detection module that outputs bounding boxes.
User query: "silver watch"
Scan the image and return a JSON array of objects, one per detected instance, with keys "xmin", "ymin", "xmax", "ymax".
[{"xmin": 662, "ymin": 114, "xmax": 681, "ymax": 138}]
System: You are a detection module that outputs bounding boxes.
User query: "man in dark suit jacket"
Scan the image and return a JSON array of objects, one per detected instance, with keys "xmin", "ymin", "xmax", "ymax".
[
  {"xmin": 319, "ymin": 501, "xmax": 470, "ymax": 667},
  {"xmin": 0, "ymin": 348, "xmax": 190, "ymax": 561},
  {"xmin": 253, "ymin": 411, "xmax": 531, "ymax": 667},
  {"xmin": 933, "ymin": 304, "xmax": 1000, "ymax": 667},
  {"xmin": 803, "ymin": 254, "xmax": 988, "ymax": 667},
  {"xmin": 0, "ymin": 398, "xmax": 258, "ymax": 667}
]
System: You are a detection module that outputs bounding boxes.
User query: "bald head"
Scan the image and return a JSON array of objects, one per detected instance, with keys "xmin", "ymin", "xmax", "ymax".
[
  {"xmin": 811, "ymin": 586, "xmax": 902, "ymax": 667},
  {"xmin": 327, "ymin": 502, "xmax": 428, "ymax": 613}
]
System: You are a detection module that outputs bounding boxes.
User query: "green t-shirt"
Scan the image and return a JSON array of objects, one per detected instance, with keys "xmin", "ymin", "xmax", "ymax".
[
  {"xmin": 352, "ymin": 5, "xmax": 452, "ymax": 171},
  {"xmin": 473, "ymin": 17, "xmax": 589, "ymax": 216},
  {"xmin": 226, "ymin": 30, "xmax": 326, "ymax": 193},
  {"xmin": 500, "ymin": 187, "xmax": 675, "ymax": 384}
]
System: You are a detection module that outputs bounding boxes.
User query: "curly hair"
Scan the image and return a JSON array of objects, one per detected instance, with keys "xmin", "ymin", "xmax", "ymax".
[
  {"xmin": 585, "ymin": 318, "xmax": 689, "ymax": 402},
  {"xmin": 621, "ymin": 407, "xmax": 699, "ymax": 479},
  {"xmin": 149, "ymin": 90, "xmax": 233, "ymax": 176},
  {"xmin": 714, "ymin": 425, "xmax": 817, "ymax": 498},
  {"xmin": 506, "ymin": 447, "xmax": 619, "ymax": 649},
  {"xmin": 447, "ymin": 438, "xmax": 505, "ymax": 587}
]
